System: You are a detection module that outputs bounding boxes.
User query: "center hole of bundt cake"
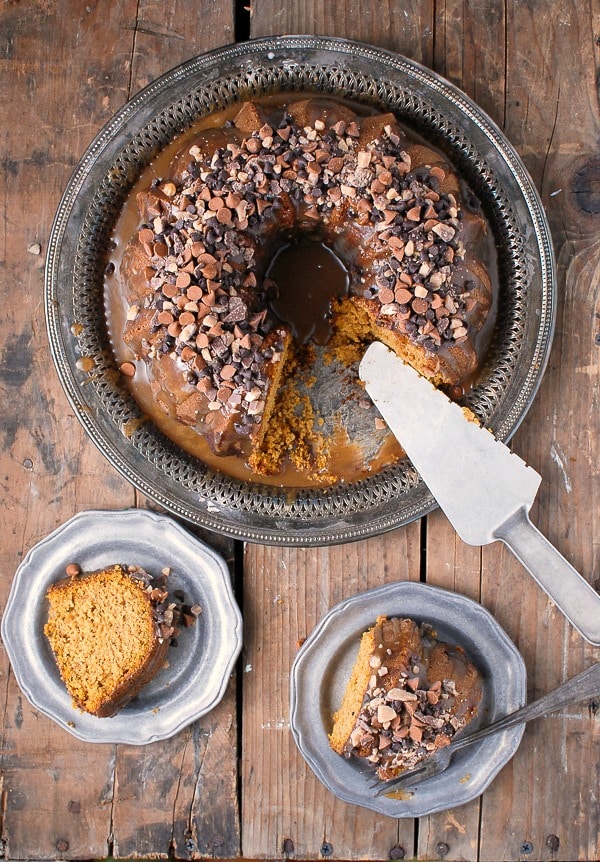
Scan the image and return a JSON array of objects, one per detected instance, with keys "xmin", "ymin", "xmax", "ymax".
[{"xmin": 265, "ymin": 235, "xmax": 349, "ymax": 346}]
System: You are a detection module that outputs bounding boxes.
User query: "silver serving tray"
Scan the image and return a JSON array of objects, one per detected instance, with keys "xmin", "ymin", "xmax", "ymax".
[
  {"xmin": 45, "ymin": 36, "xmax": 555, "ymax": 545},
  {"xmin": 290, "ymin": 582, "xmax": 526, "ymax": 817},
  {"xmin": 1, "ymin": 509, "xmax": 242, "ymax": 744}
]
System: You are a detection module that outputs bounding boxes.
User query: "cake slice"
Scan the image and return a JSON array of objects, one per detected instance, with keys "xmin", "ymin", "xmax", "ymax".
[
  {"xmin": 330, "ymin": 616, "xmax": 482, "ymax": 780},
  {"xmin": 44, "ymin": 564, "xmax": 176, "ymax": 717}
]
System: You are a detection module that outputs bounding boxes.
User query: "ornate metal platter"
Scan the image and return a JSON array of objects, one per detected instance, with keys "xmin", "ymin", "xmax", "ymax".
[{"xmin": 45, "ymin": 36, "xmax": 555, "ymax": 545}]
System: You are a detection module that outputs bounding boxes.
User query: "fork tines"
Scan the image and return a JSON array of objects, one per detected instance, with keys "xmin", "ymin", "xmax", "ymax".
[{"xmin": 369, "ymin": 765, "xmax": 429, "ymax": 797}]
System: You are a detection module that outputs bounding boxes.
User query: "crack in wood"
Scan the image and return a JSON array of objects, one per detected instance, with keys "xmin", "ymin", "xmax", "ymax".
[
  {"xmin": 121, "ymin": 23, "xmax": 185, "ymax": 40},
  {"xmin": 125, "ymin": 0, "xmax": 142, "ymax": 101},
  {"xmin": 106, "ymin": 747, "xmax": 117, "ymax": 858},
  {"xmin": 183, "ymin": 726, "xmax": 210, "ymax": 855},
  {"xmin": 0, "ymin": 665, "xmax": 13, "ymax": 859},
  {"xmin": 540, "ymin": 83, "xmax": 561, "ymax": 199},
  {"xmin": 170, "ymin": 726, "xmax": 192, "ymax": 856}
]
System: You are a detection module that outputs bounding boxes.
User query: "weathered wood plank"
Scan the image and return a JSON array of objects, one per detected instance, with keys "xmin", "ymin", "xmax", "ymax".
[
  {"xmin": 127, "ymin": 0, "xmax": 235, "ymax": 96},
  {"xmin": 432, "ymin": 0, "xmax": 506, "ymax": 129},
  {"xmin": 477, "ymin": 2, "xmax": 600, "ymax": 860},
  {"xmin": 250, "ymin": 0, "xmax": 434, "ymax": 65},
  {"xmin": 108, "ymin": 0, "xmax": 239, "ymax": 858},
  {"xmin": 0, "ymin": 1, "xmax": 237, "ymax": 858},
  {"xmin": 417, "ymin": 1, "xmax": 506, "ymax": 858},
  {"xmin": 112, "ymin": 681, "xmax": 239, "ymax": 859},
  {"xmin": 240, "ymin": 2, "xmax": 464, "ymax": 859},
  {"xmin": 242, "ymin": 535, "xmax": 421, "ymax": 860},
  {"xmin": 0, "ymin": 1, "xmax": 139, "ymax": 857}
]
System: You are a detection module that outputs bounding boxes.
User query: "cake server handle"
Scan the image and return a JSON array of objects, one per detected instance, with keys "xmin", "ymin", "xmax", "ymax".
[{"xmin": 494, "ymin": 508, "xmax": 600, "ymax": 646}]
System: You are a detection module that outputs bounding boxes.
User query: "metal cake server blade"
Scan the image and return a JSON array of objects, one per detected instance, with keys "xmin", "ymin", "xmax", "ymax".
[{"xmin": 359, "ymin": 342, "xmax": 600, "ymax": 646}]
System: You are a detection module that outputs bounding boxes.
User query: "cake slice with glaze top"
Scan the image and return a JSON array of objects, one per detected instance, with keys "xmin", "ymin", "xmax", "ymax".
[{"xmin": 330, "ymin": 615, "xmax": 482, "ymax": 780}]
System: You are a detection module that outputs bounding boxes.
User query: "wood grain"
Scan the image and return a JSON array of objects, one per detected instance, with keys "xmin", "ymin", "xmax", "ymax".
[
  {"xmin": 418, "ymin": 2, "xmax": 506, "ymax": 857},
  {"xmin": 111, "ymin": 683, "xmax": 239, "ymax": 859},
  {"xmin": 242, "ymin": 534, "xmax": 421, "ymax": 860},
  {"xmin": 250, "ymin": 0, "xmax": 434, "ymax": 65},
  {"xmin": 2, "ymin": 0, "xmax": 600, "ymax": 858},
  {"xmin": 0, "ymin": 2, "xmax": 137, "ymax": 857},
  {"xmin": 476, "ymin": 2, "xmax": 600, "ymax": 859},
  {"xmin": 240, "ymin": 6, "xmax": 438, "ymax": 856},
  {"xmin": 0, "ymin": 1, "xmax": 237, "ymax": 858}
]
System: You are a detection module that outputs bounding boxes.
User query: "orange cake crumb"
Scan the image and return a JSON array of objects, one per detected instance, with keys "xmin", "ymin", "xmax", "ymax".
[{"xmin": 44, "ymin": 564, "xmax": 174, "ymax": 717}]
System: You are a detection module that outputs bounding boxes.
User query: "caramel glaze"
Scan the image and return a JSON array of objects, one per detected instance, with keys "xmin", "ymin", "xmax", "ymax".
[
  {"xmin": 345, "ymin": 617, "xmax": 482, "ymax": 780},
  {"xmin": 372, "ymin": 617, "xmax": 482, "ymax": 723},
  {"xmin": 106, "ymin": 93, "xmax": 498, "ymax": 487}
]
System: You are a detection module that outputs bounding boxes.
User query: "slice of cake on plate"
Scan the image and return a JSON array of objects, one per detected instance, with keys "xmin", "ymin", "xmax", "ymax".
[
  {"xmin": 44, "ymin": 564, "xmax": 185, "ymax": 718},
  {"xmin": 330, "ymin": 615, "xmax": 482, "ymax": 780}
]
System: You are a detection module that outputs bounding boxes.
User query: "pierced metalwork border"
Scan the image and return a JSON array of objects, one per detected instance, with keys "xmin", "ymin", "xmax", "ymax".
[{"xmin": 45, "ymin": 36, "xmax": 555, "ymax": 545}]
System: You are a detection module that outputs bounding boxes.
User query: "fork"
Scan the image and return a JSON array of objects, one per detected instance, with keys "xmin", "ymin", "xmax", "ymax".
[{"xmin": 371, "ymin": 661, "xmax": 600, "ymax": 797}]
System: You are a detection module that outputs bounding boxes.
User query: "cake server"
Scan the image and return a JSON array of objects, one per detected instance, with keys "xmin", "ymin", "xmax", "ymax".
[{"xmin": 359, "ymin": 342, "xmax": 600, "ymax": 646}]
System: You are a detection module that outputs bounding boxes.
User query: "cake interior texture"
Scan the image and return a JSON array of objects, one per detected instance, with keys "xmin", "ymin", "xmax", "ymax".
[
  {"xmin": 330, "ymin": 615, "xmax": 482, "ymax": 780},
  {"xmin": 110, "ymin": 94, "xmax": 496, "ymax": 485},
  {"xmin": 44, "ymin": 564, "xmax": 171, "ymax": 718}
]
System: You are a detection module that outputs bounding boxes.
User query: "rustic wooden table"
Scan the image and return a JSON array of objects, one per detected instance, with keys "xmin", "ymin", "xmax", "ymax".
[{"xmin": 2, "ymin": 1, "xmax": 600, "ymax": 859}]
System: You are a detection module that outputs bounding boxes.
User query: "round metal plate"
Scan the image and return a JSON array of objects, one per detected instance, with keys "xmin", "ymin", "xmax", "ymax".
[
  {"xmin": 45, "ymin": 36, "xmax": 556, "ymax": 545},
  {"xmin": 290, "ymin": 582, "xmax": 526, "ymax": 817},
  {"xmin": 1, "ymin": 509, "xmax": 242, "ymax": 744}
]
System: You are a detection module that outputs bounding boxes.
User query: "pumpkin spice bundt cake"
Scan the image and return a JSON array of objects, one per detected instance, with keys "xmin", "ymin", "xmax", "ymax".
[{"xmin": 113, "ymin": 95, "xmax": 495, "ymax": 483}]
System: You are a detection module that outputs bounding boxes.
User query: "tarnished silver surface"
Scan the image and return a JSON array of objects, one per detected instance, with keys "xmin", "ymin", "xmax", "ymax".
[
  {"xmin": 1, "ymin": 509, "xmax": 242, "ymax": 744},
  {"xmin": 290, "ymin": 581, "xmax": 526, "ymax": 818},
  {"xmin": 45, "ymin": 36, "xmax": 556, "ymax": 545}
]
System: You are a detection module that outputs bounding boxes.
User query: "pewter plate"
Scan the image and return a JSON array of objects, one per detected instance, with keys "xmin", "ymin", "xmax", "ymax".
[
  {"xmin": 1, "ymin": 509, "xmax": 242, "ymax": 744},
  {"xmin": 290, "ymin": 582, "xmax": 526, "ymax": 817},
  {"xmin": 45, "ymin": 36, "xmax": 556, "ymax": 545}
]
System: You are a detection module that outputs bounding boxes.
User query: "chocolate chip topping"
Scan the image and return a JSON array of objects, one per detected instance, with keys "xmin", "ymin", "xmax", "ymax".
[
  {"xmin": 129, "ymin": 107, "xmax": 471, "ymax": 429},
  {"xmin": 345, "ymin": 663, "xmax": 464, "ymax": 778},
  {"xmin": 126, "ymin": 565, "xmax": 201, "ymax": 644}
]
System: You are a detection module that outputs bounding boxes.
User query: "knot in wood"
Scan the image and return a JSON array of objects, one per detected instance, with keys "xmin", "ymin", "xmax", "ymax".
[{"xmin": 572, "ymin": 158, "xmax": 600, "ymax": 215}]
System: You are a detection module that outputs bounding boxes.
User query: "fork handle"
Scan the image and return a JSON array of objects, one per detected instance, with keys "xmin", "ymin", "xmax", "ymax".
[{"xmin": 451, "ymin": 662, "xmax": 600, "ymax": 753}]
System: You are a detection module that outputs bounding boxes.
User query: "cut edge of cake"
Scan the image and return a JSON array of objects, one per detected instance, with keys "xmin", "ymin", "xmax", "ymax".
[{"xmin": 44, "ymin": 564, "xmax": 177, "ymax": 718}]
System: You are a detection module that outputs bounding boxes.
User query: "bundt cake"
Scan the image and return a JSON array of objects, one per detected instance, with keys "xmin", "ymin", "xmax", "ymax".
[
  {"xmin": 113, "ymin": 94, "xmax": 495, "ymax": 483},
  {"xmin": 329, "ymin": 616, "xmax": 482, "ymax": 780},
  {"xmin": 44, "ymin": 564, "xmax": 190, "ymax": 717}
]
